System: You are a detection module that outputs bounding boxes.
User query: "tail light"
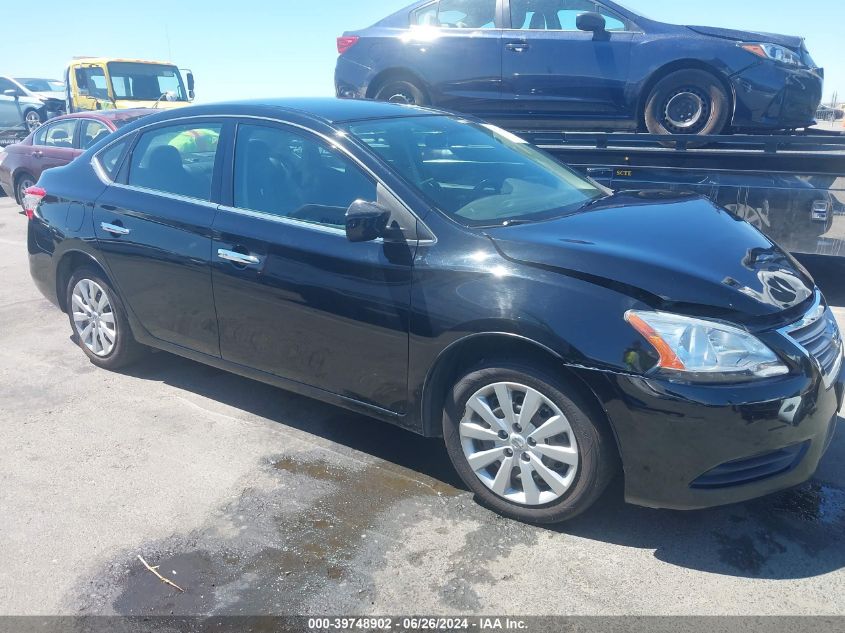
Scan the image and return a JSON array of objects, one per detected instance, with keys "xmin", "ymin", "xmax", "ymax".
[
  {"xmin": 337, "ymin": 36, "xmax": 359, "ymax": 55},
  {"xmin": 23, "ymin": 186, "xmax": 46, "ymax": 220}
]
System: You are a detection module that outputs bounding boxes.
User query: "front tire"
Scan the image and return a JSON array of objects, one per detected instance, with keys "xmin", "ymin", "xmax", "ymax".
[
  {"xmin": 374, "ymin": 79, "xmax": 427, "ymax": 106},
  {"xmin": 443, "ymin": 363, "xmax": 617, "ymax": 524},
  {"xmin": 645, "ymin": 69, "xmax": 730, "ymax": 137},
  {"xmin": 66, "ymin": 266, "xmax": 146, "ymax": 370},
  {"xmin": 24, "ymin": 109, "xmax": 43, "ymax": 133}
]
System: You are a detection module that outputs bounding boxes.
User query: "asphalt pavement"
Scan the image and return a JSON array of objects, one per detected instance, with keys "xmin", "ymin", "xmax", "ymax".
[{"xmin": 2, "ymin": 196, "xmax": 845, "ymax": 617}]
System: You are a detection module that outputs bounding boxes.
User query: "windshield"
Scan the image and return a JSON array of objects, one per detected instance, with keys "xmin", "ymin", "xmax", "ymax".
[
  {"xmin": 17, "ymin": 78, "xmax": 64, "ymax": 93},
  {"xmin": 347, "ymin": 116, "xmax": 605, "ymax": 227},
  {"xmin": 106, "ymin": 63, "xmax": 187, "ymax": 102}
]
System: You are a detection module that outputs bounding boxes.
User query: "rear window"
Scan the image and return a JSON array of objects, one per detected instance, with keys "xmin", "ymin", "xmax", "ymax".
[
  {"xmin": 412, "ymin": 0, "xmax": 497, "ymax": 28},
  {"xmin": 96, "ymin": 139, "xmax": 130, "ymax": 180},
  {"xmin": 127, "ymin": 123, "xmax": 222, "ymax": 200}
]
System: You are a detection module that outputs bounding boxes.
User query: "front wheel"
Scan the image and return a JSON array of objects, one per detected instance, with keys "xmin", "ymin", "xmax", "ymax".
[
  {"xmin": 24, "ymin": 109, "xmax": 43, "ymax": 133},
  {"xmin": 443, "ymin": 363, "xmax": 617, "ymax": 524},
  {"xmin": 644, "ymin": 69, "xmax": 730, "ymax": 136}
]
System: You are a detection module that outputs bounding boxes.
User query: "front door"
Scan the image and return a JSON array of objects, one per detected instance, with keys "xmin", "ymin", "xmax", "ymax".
[
  {"xmin": 70, "ymin": 65, "xmax": 111, "ymax": 112},
  {"xmin": 501, "ymin": 0, "xmax": 634, "ymax": 126},
  {"xmin": 211, "ymin": 121, "xmax": 413, "ymax": 413},
  {"xmin": 93, "ymin": 119, "xmax": 225, "ymax": 356},
  {"xmin": 0, "ymin": 77, "xmax": 22, "ymax": 128}
]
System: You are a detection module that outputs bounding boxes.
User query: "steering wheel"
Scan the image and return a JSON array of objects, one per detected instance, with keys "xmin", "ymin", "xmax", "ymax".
[
  {"xmin": 419, "ymin": 178, "xmax": 443, "ymax": 196},
  {"xmin": 473, "ymin": 179, "xmax": 502, "ymax": 196}
]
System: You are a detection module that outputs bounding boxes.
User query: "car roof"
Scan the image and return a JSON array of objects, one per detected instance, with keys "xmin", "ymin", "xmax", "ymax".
[{"xmin": 150, "ymin": 98, "xmax": 448, "ymax": 126}]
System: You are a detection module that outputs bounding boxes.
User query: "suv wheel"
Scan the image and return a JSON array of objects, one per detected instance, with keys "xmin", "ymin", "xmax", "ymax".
[
  {"xmin": 66, "ymin": 266, "xmax": 146, "ymax": 370},
  {"xmin": 645, "ymin": 69, "xmax": 729, "ymax": 136},
  {"xmin": 443, "ymin": 363, "xmax": 616, "ymax": 524}
]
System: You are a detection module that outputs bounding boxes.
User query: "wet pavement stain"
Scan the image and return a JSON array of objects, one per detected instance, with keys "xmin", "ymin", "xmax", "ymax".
[{"xmin": 100, "ymin": 453, "xmax": 461, "ymax": 616}]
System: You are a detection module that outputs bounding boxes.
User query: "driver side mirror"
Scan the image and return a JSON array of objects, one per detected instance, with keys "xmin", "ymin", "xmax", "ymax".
[
  {"xmin": 346, "ymin": 200, "xmax": 391, "ymax": 243},
  {"xmin": 3, "ymin": 89, "xmax": 19, "ymax": 99},
  {"xmin": 576, "ymin": 12, "xmax": 607, "ymax": 35}
]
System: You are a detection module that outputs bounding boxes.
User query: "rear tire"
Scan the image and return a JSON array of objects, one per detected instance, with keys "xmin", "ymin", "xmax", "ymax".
[
  {"xmin": 374, "ymin": 79, "xmax": 427, "ymax": 106},
  {"xmin": 443, "ymin": 362, "xmax": 617, "ymax": 524},
  {"xmin": 65, "ymin": 266, "xmax": 146, "ymax": 370},
  {"xmin": 15, "ymin": 172, "xmax": 36, "ymax": 205},
  {"xmin": 645, "ymin": 69, "xmax": 730, "ymax": 137}
]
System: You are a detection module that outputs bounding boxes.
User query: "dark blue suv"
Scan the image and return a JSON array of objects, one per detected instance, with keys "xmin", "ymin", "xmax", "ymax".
[{"xmin": 335, "ymin": 0, "xmax": 824, "ymax": 135}]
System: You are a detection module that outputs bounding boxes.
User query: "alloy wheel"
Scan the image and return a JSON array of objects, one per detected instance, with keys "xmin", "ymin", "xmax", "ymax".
[
  {"xmin": 24, "ymin": 111, "xmax": 42, "ymax": 133},
  {"xmin": 386, "ymin": 91, "xmax": 415, "ymax": 105},
  {"xmin": 459, "ymin": 382, "xmax": 579, "ymax": 506},
  {"xmin": 71, "ymin": 279, "xmax": 117, "ymax": 357}
]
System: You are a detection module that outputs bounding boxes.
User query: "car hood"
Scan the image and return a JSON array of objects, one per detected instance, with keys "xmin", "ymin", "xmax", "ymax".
[
  {"xmin": 30, "ymin": 91, "xmax": 64, "ymax": 101},
  {"xmin": 686, "ymin": 25, "xmax": 804, "ymax": 50},
  {"xmin": 485, "ymin": 192, "xmax": 815, "ymax": 320}
]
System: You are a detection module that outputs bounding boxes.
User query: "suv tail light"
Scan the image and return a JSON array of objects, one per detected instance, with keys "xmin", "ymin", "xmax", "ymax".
[
  {"xmin": 23, "ymin": 186, "xmax": 46, "ymax": 220},
  {"xmin": 337, "ymin": 36, "xmax": 359, "ymax": 55}
]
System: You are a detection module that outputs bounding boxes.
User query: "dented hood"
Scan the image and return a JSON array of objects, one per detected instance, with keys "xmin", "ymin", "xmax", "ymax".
[{"xmin": 485, "ymin": 192, "xmax": 815, "ymax": 320}]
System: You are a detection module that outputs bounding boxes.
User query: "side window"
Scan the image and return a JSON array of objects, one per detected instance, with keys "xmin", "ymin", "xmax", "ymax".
[
  {"xmin": 43, "ymin": 120, "xmax": 77, "ymax": 148},
  {"xmin": 511, "ymin": 0, "xmax": 628, "ymax": 31},
  {"xmin": 412, "ymin": 0, "xmax": 497, "ymax": 28},
  {"xmin": 0, "ymin": 78, "xmax": 19, "ymax": 94},
  {"xmin": 233, "ymin": 123, "xmax": 377, "ymax": 229},
  {"xmin": 80, "ymin": 120, "xmax": 112, "ymax": 149},
  {"xmin": 96, "ymin": 139, "xmax": 130, "ymax": 180},
  {"xmin": 75, "ymin": 67, "xmax": 109, "ymax": 98},
  {"xmin": 128, "ymin": 123, "xmax": 222, "ymax": 201},
  {"xmin": 33, "ymin": 124, "xmax": 50, "ymax": 146}
]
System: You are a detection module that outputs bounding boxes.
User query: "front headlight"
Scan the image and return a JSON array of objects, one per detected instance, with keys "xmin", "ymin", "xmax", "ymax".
[
  {"xmin": 740, "ymin": 42, "xmax": 805, "ymax": 67},
  {"xmin": 625, "ymin": 311, "xmax": 789, "ymax": 383}
]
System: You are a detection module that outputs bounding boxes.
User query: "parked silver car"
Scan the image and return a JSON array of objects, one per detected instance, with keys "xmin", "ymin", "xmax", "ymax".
[{"xmin": 0, "ymin": 77, "xmax": 47, "ymax": 133}]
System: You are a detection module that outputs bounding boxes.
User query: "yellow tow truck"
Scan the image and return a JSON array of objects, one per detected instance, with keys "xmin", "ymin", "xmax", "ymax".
[{"xmin": 65, "ymin": 57, "xmax": 195, "ymax": 113}]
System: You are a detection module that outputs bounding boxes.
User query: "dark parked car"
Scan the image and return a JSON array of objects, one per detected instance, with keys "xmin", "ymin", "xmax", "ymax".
[
  {"xmin": 0, "ymin": 109, "xmax": 151, "ymax": 205},
  {"xmin": 25, "ymin": 99, "xmax": 842, "ymax": 523},
  {"xmin": 335, "ymin": 0, "xmax": 824, "ymax": 135}
]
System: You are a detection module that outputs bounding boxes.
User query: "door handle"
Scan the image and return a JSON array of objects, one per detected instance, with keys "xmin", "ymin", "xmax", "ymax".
[
  {"xmin": 218, "ymin": 249, "xmax": 260, "ymax": 266},
  {"xmin": 32, "ymin": 150, "xmax": 43, "ymax": 158},
  {"xmin": 101, "ymin": 222, "xmax": 130, "ymax": 236},
  {"xmin": 506, "ymin": 42, "xmax": 529, "ymax": 53}
]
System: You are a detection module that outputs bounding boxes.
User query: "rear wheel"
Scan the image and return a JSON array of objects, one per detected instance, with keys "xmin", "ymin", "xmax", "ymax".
[
  {"xmin": 443, "ymin": 363, "xmax": 617, "ymax": 524},
  {"xmin": 66, "ymin": 266, "xmax": 146, "ymax": 370},
  {"xmin": 15, "ymin": 172, "xmax": 36, "ymax": 205},
  {"xmin": 24, "ymin": 109, "xmax": 43, "ymax": 133},
  {"xmin": 374, "ymin": 79, "xmax": 427, "ymax": 106},
  {"xmin": 645, "ymin": 69, "xmax": 730, "ymax": 137}
]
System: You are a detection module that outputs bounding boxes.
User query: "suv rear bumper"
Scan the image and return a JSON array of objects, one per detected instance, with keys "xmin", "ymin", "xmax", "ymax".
[{"xmin": 579, "ymin": 364, "xmax": 843, "ymax": 510}]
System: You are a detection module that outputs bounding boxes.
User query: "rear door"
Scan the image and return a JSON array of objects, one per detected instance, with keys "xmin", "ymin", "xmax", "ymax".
[
  {"xmin": 210, "ymin": 120, "xmax": 415, "ymax": 412},
  {"xmin": 39, "ymin": 118, "xmax": 80, "ymax": 170},
  {"xmin": 92, "ymin": 119, "xmax": 226, "ymax": 356},
  {"xmin": 404, "ymin": 0, "xmax": 504, "ymax": 116},
  {"xmin": 501, "ymin": 0, "xmax": 634, "ymax": 125}
]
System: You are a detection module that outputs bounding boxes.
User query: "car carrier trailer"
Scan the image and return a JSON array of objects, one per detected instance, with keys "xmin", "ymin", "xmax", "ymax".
[{"xmin": 517, "ymin": 129, "xmax": 845, "ymax": 300}]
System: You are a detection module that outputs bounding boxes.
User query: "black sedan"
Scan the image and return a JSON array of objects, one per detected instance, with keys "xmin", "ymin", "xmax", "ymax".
[
  {"xmin": 335, "ymin": 0, "xmax": 824, "ymax": 135},
  {"xmin": 25, "ymin": 99, "xmax": 842, "ymax": 523}
]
